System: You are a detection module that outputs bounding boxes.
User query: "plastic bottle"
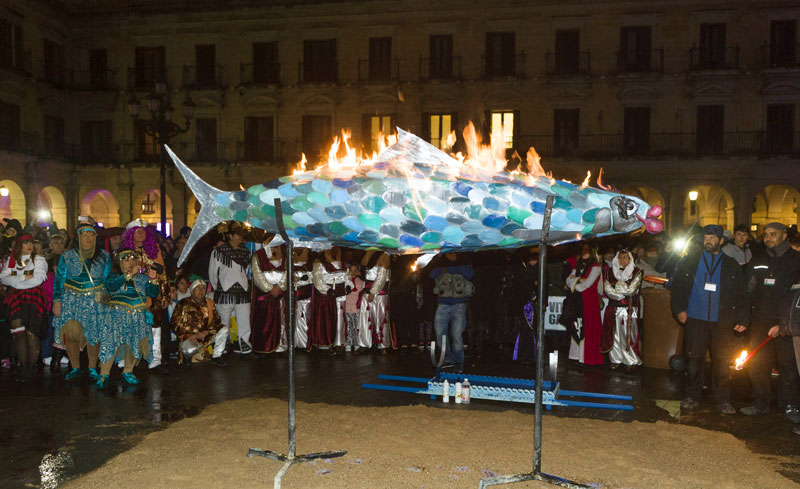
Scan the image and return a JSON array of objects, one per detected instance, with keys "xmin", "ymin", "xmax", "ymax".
[
  {"xmin": 455, "ymin": 381, "xmax": 462, "ymax": 404},
  {"xmin": 442, "ymin": 379, "xmax": 450, "ymax": 403},
  {"xmin": 462, "ymin": 378, "xmax": 470, "ymax": 404}
]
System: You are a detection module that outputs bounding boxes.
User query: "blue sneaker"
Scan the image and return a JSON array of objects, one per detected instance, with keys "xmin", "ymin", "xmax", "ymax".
[
  {"xmin": 87, "ymin": 368, "xmax": 100, "ymax": 381},
  {"xmin": 121, "ymin": 372, "xmax": 140, "ymax": 385},
  {"xmin": 65, "ymin": 368, "xmax": 82, "ymax": 381},
  {"xmin": 96, "ymin": 374, "xmax": 109, "ymax": 389}
]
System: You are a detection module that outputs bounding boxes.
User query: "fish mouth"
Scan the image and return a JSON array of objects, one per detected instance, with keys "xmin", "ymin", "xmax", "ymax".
[{"xmin": 636, "ymin": 205, "xmax": 664, "ymax": 234}]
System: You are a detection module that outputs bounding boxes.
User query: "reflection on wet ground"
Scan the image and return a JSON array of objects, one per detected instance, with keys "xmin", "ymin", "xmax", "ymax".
[{"xmin": 1, "ymin": 346, "xmax": 798, "ymax": 488}]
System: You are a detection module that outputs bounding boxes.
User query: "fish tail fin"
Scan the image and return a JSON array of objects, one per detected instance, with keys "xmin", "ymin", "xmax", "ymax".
[{"xmin": 164, "ymin": 144, "xmax": 224, "ymax": 266}]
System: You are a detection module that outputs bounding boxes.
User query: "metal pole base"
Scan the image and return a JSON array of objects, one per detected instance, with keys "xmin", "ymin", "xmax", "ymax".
[
  {"xmin": 478, "ymin": 470, "xmax": 592, "ymax": 489},
  {"xmin": 248, "ymin": 448, "xmax": 347, "ymax": 489}
]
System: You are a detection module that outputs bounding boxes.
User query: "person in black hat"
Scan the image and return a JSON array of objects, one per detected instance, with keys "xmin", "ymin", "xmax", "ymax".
[
  {"xmin": 740, "ymin": 222, "xmax": 800, "ymax": 423},
  {"xmin": 670, "ymin": 224, "xmax": 749, "ymax": 414}
]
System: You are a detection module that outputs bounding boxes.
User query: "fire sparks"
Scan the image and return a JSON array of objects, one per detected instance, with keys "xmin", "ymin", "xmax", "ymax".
[{"xmin": 734, "ymin": 350, "xmax": 748, "ymax": 370}]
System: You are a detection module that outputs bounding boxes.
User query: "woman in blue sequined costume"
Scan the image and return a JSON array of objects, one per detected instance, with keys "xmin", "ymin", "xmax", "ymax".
[
  {"xmin": 96, "ymin": 249, "xmax": 158, "ymax": 388},
  {"xmin": 52, "ymin": 222, "xmax": 112, "ymax": 381}
]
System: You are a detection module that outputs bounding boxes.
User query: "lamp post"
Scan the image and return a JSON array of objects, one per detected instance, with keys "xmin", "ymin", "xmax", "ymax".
[{"xmin": 127, "ymin": 82, "xmax": 195, "ymax": 237}]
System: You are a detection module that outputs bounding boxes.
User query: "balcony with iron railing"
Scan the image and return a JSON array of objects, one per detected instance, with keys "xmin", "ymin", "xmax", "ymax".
[
  {"xmin": 182, "ymin": 64, "xmax": 224, "ymax": 89},
  {"xmin": 418, "ymin": 56, "xmax": 462, "ymax": 81},
  {"xmin": 616, "ymin": 49, "xmax": 664, "ymax": 74},
  {"xmin": 237, "ymin": 139, "xmax": 299, "ymax": 163},
  {"xmin": 36, "ymin": 58, "xmax": 70, "ymax": 89},
  {"xmin": 546, "ymin": 51, "xmax": 591, "ymax": 76},
  {"xmin": 482, "ymin": 53, "xmax": 525, "ymax": 79},
  {"xmin": 80, "ymin": 143, "xmax": 119, "ymax": 165},
  {"xmin": 71, "ymin": 69, "xmax": 116, "ymax": 91},
  {"xmin": 297, "ymin": 60, "xmax": 338, "ymax": 84},
  {"xmin": 176, "ymin": 141, "xmax": 231, "ymax": 162},
  {"xmin": 127, "ymin": 66, "xmax": 167, "ymax": 90},
  {"xmin": 357, "ymin": 58, "xmax": 399, "ymax": 82},
  {"xmin": 690, "ymin": 46, "xmax": 740, "ymax": 71},
  {"xmin": 124, "ymin": 141, "xmax": 161, "ymax": 163},
  {"xmin": 240, "ymin": 62, "xmax": 280, "ymax": 86},
  {"xmin": 761, "ymin": 43, "xmax": 800, "ymax": 69},
  {"xmin": 0, "ymin": 46, "xmax": 31, "ymax": 76},
  {"xmin": 514, "ymin": 131, "xmax": 800, "ymax": 159}
]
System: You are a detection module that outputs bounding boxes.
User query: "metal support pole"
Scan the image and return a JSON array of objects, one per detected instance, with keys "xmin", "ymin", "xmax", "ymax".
[
  {"xmin": 160, "ymin": 134, "xmax": 168, "ymax": 237},
  {"xmin": 479, "ymin": 195, "xmax": 591, "ymax": 489},
  {"xmin": 248, "ymin": 199, "xmax": 346, "ymax": 489}
]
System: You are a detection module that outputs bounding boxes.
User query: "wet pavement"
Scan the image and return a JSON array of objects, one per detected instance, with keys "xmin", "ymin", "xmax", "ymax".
[{"xmin": 1, "ymin": 346, "xmax": 799, "ymax": 488}]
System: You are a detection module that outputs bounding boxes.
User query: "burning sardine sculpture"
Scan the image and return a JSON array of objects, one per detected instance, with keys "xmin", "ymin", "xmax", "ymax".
[{"xmin": 168, "ymin": 128, "xmax": 663, "ymax": 266}]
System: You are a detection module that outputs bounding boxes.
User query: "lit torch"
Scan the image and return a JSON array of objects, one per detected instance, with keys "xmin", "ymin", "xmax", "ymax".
[{"xmin": 734, "ymin": 336, "xmax": 775, "ymax": 371}]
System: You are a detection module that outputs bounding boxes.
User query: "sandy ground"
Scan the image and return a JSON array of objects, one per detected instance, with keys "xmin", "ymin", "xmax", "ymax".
[{"xmin": 63, "ymin": 397, "xmax": 798, "ymax": 489}]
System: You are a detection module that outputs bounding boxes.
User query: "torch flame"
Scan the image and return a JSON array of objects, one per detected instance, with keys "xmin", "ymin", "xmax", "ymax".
[
  {"xmin": 293, "ymin": 153, "xmax": 308, "ymax": 175},
  {"xmin": 734, "ymin": 350, "xmax": 748, "ymax": 370}
]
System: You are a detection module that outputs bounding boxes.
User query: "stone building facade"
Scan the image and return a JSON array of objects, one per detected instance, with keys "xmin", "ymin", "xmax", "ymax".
[{"xmin": 0, "ymin": 0, "xmax": 798, "ymax": 236}]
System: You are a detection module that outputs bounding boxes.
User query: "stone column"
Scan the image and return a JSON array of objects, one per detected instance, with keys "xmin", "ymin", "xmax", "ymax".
[{"xmin": 666, "ymin": 183, "xmax": 685, "ymax": 233}]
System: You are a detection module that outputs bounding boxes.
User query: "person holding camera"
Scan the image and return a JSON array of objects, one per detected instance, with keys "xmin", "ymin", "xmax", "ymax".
[{"xmin": 430, "ymin": 252, "xmax": 474, "ymax": 373}]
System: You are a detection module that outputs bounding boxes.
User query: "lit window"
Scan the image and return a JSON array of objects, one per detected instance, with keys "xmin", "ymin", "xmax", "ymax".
[
  {"xmin": 429, "ymin": 114, "xmax": 452, "ymax": 149},
  {"xmin": 491, "ymin": 111, "xmax": 514, "ymax": 149},
  {"xmin": 369, "ymin": 115, "xmax": 393, "ymax": 150}
]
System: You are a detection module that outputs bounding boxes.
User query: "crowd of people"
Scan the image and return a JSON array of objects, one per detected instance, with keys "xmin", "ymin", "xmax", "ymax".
[{"xmin": 1, "ymin": 215, "xmax": 800, "ymax": 436}]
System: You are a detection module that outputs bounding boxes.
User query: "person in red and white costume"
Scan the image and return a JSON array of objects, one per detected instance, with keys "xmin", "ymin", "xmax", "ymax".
[
  {"xmin": 0, "ymin": 234, "xmax": 48, "ymax": 382},
  {"xmin": 309, "ymin": 247, "xmax": 347, "ymax": 353},
  {"xmin": 358, "ymin": 250, "xmax": 394, "ymax": 351},
  {"xmin": 250, "ymin": 234, "xmax": 287, "ymax": 353}
]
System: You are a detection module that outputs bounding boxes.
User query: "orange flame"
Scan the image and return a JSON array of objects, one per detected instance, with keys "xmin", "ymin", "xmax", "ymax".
[
  {"xmin": 734, "ymin": 350, "xmax": 748, "ymax": 370},
  {"xmin": 580, "ymin": 171, "xmax": 591, "ymax": 189},
  {"xmin": 597, "ymin": 167, "xmax": 612, "ymax": 191},
  {"xmin": 293, "ymin": 153, "xmax": 308, "ymax": 175}
]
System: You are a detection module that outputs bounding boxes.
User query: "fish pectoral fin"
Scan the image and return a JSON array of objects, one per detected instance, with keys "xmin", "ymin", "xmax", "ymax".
[{"xmin": 592, "ymin": 208, "xmax": 612, "ymax": 234}]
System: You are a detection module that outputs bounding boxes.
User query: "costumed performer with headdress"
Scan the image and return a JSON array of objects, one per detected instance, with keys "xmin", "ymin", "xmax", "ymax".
[
  {"xmin": 122, "ymin": 219, "xmax": 169, "ymax": 371},
  {"xmin": 96, "ymin": 248, "xmax": 158, "ymax": 388},
  {"xmin": 251, "ymin": 234, "xmax": 288, "ymax": 353},
  {"xmin": 0, "ymin": 233, "xmax": 48, "ymax": 382},
  {"xmin": 52, "ymin": 221, "xmax": 112, "ymax": 381},
  {"xmin": 209, "ymin": 222, "xmax": 252, "ymax": 354},
  {"xmin": 293, "ymin": 247, "xmax": 313, "ymax": 349},
  {"xmin": 171, "ymin": 277, "xmax": 228, "ymax": 366},
  {"xmin": 601, "ymin": 249, "xmax": 643, "ymax": 368}
]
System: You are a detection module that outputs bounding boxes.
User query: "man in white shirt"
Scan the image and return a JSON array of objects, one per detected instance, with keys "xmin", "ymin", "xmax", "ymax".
[{"xmin": 209, "ymin": 223, "xmax": 252, "ymax": 354}]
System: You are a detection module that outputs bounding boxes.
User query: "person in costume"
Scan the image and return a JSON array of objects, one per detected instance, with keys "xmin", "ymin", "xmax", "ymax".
[
  {"xmin": 251, "ymin": 235, "xmax": 288, "ymax": 353},
  {"xmin": 292, "ymin": 247, "xmax": 313, "ymax": 349},
  {"xmin": 565, "ymin": 242, "xmax": 604, "ymax": 366},
  {"xmin": 512, "ymin": 249, "xmax": 546, "ymax": 363},
  {"xmin": 0, "ymin": 233, "xmax": 48, "ymax": 381},
  {"xmin": 122, "ymin": 219, "xmax": 169, "ymax": 371},
  {"xmin": 601, "ymin": 249, "xmax": 643, "ymax": 369},
  {"xmin": 310, "ymin": 247, "xmax": 348, "ymax": 353},
  {"xmin": 52, "ymin": 222, "xmax": 112, "ymax": 381},
  {"xmin": 209, "ymin": 222, "xmax": 252, "ymax": 354},
  {"xmin": 171, "ymin": 278, "xmax": 227, "ymax": 366},
  {"xmin": 358, "ymin": 250, "xmax": 393, "ymax": 351},
  {"xmin": 345, "ymin": 263, "xmax": 365, "ymax": 352},
  {"xmin": 96, "ymin": 249, "xmax": 158, "ymax": 389}
]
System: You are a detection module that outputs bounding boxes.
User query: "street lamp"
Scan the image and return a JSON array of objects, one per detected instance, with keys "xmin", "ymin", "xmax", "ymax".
[{"xmin": 127, "ymin": 85, "xmax": 195, "ymax": 237}]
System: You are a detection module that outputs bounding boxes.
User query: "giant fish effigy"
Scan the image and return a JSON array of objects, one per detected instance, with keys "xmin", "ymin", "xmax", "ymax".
[{"xmin": 168, "ymin": 128, "xmax": 663, "ymax": 265}]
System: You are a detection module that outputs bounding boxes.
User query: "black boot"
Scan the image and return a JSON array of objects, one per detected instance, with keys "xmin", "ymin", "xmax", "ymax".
[{"xmin": 50, "ymin": 348, "xmax": 64, "ymax": 374}]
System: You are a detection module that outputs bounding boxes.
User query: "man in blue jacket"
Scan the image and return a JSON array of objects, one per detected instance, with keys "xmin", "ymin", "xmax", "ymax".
[
  {"xmin": 430, "ymin": 252, "xmax": 474, "ymax": 373},
  {"xmin": 670, "ymin": 225, "xmax": 748, "ymax": 414}
]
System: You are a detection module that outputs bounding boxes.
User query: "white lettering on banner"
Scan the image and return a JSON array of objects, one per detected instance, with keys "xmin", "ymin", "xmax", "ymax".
[{"xmin": 543, "ymin": 296, "xmax": 642, "ymax": 332}]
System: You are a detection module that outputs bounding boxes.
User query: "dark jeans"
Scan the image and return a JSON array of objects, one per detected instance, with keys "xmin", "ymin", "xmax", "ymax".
[
  {"xmin": 748, "ymin": 320, "xmax": 799, "ymax": 410},
  {"xmin": 684, "ymin": 318, "xmax": 735, "ymax": 404}
]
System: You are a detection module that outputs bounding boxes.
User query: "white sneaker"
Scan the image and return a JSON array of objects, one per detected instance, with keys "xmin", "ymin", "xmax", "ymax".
[
  {"xmin": 60, "ymin": 357, "xmax": 69, "ymax": 365},
  {"xmin": 345, "ymin": 345, "xmax": 352, "ymax": 352},
  {"xmin": 43, "ymin": 357, "xmax": 52, "ymax": 366}
]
